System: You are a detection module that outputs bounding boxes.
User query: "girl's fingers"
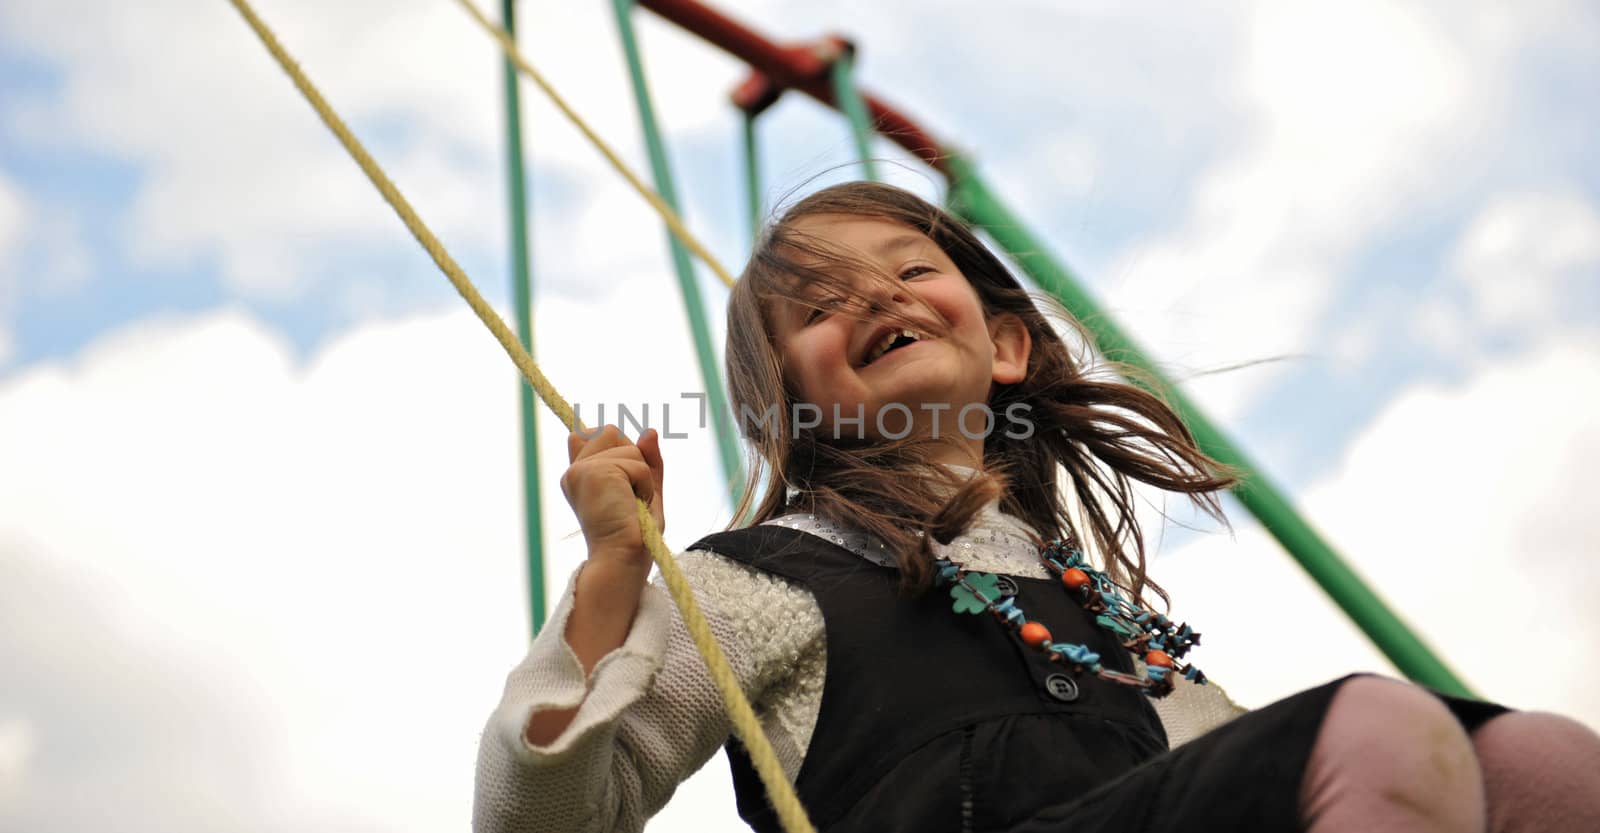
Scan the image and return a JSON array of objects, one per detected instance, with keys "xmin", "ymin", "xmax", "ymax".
[
  {"xmin": 614, "ymin": 457, "xmax": 656, "ymax": 506},
  {"xmin": 619, "ymin": 456, "xmax": 666, "ymax": 534},
  {"xmin": 568, "ymin": 426, "xmax": 628, "ymax": 463},
  {"xmin": 563, "ymin": 425, "xmax": 665, "ymax": 534}
]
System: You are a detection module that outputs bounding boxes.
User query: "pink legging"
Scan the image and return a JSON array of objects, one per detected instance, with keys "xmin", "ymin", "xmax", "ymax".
[{"xmin": 1299, "ymin": 676, "xmax": 1600, "ymax": 832}]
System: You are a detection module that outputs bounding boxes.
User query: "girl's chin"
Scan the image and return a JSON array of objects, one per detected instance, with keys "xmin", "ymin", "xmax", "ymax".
[
  {"xmin": 823, "ymin": 391, "xmax": 992, "ymax": 434},
  {"xmin": 860, "ymin": 368, "xmax": 981, "ymax": 406}
]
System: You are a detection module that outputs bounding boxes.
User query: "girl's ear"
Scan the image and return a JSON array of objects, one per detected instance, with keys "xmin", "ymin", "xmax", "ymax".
[{"xmin": 989, "ymin": 313, "xmax": 1031, "ymax": 385}]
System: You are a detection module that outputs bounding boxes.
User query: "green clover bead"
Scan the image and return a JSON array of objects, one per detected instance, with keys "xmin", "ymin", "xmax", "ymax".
[
  {"xmin": 1096, "ymin": 614, "xmax": 1138, "ymax": 638},
  {"xmin": 950, "ymin": 572, "xmax": 1001, "ymax": 614}
]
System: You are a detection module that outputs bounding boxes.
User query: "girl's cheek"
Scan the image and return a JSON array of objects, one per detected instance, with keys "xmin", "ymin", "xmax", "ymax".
[{"xmin": 797, "ymin": 329, "xmax": 842, "ymax": 361}]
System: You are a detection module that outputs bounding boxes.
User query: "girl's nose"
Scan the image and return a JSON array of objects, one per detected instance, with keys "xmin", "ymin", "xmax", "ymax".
[{"xmin": 865, "ymin": 284, "xmax": 908, "ymax": 314}]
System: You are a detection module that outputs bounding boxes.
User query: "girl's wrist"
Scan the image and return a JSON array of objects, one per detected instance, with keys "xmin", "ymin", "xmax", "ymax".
[
  {"xmin": 576, "ymin": 556, "xmax": 649, "ymax": 601},
  {"xmin": 579, "ymin": 547, "xmax": 653, "ymax": 590},
  {"xmin": 568, "ymin": 559, "xmax": 651, "ymax": 665}
]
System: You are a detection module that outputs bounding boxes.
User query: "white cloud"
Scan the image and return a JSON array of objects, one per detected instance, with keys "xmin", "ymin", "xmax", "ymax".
[
  {"xmin": 1450, "ymin": 190, "xmax": 1600, "ymax": 334},
  {"xmin": 1413, "ymin": 189, "xmax": 1600, "ymax": 359},
  {"xmin": 0, "ymin": 171, "xmax": 94, "ymax": 368},
  {"xmin": 1, "ymin": 0, "xmax": 500, "ymax": 299},
  {"xmin": 31, "ymin": 209, "xmax": 92, "ymax": 296},
  {"xmin": 1100, "ymin": 0, "xmax": 1494, "ymax": 420},
  {"xmin": 0, "ymin": 170, "xmax": 21, "ymax": 368},
  {"xmin": 0, "ymin": 0, "xmax": 749, "ymax": 303},
  {"xmin": 0, "ymin": 285, "xmax": 749, "ymax": 830},
  {"xmin": 1155, "ymin": 336, "xmax": 1600, "ymax": 728},
  {"xmin": 0, "ymin": 171, "xmax": 20, "ymax": 263},
  {"xmin": 0, "ymin": 714, "xmax": 33, "ymax": 811}
]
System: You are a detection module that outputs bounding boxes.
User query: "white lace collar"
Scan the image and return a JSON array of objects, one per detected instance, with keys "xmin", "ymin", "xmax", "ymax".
[{"xmin": 760, "ymin": 464, "xmax": 1050, "ymax": 578}]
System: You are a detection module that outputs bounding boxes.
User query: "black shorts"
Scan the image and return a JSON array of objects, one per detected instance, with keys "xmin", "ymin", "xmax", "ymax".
[{"xmin": 1009, "ymin": 673, "xmax": 1513, "ymax": 833}]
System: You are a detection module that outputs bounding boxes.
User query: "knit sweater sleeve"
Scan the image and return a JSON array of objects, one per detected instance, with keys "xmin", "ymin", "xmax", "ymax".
[{"xmin": 472, "ymin": 548, "xmax": 824, "ymax": 833}]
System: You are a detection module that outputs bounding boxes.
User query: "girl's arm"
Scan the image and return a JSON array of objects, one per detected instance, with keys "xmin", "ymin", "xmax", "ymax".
[
  {"xmin": 473, "ymin": 426, "xmax": 820, "ymax": 831},
  {"xmin": 473, "ymin": 565, "xmax": 724, "ymax": 833},
  {"xmin": 507, "ymin": 424, "xmax": 666, "ymax": 750},
  {"xmin": 472, "ymin": 550, "xmax": 823, "ymax": 833},
  {"xmin": 522, "ymin": 553, "xmax": 652, "ymax": 746}
]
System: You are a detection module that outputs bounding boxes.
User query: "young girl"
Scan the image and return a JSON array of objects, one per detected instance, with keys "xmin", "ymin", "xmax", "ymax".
[{"xmin": 473, "ymin": 182, "xmax": 1600, "ymax": 833}]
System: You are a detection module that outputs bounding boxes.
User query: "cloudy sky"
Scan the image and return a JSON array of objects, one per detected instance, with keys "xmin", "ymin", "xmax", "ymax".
[{"xmin": 2, "ymin": 0, "xmax": 1597, "ymax": 830}]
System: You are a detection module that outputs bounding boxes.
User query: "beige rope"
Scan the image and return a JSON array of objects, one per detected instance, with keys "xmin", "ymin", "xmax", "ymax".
[
  {"xmin": 453, "ymin": 0, "xmax": 738, "ymax": 290},
  {"xmin": 222, "ymin": 2, "xmax": 813, "ymax": 831}
]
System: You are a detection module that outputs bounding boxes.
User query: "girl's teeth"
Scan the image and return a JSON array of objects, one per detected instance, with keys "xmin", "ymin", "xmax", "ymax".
[{"xmin": 866, "ymin": 330, "xmax": 922, "ymax": 364}]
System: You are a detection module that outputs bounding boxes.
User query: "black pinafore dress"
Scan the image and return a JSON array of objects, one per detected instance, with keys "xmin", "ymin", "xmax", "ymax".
[{"xmin": 687, "ymin": 525, "xmax": 1510, "ymax": 833}]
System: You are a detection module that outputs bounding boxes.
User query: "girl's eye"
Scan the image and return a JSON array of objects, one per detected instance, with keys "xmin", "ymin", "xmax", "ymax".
[
  {"xmin": 805, "ymin": 297, "xmax": 844, "ymax": 323},
  {"xmin": 900, "ymin": 265, "xmax": 935, "ymax": 280}
]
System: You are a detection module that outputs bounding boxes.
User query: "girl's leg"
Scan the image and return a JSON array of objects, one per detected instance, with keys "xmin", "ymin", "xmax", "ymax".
[
  {"xmin": 1469, "ymin": 710, "xmax": 1600, "ymax": 833},
  {"xmin": 1298, "ymin": 675, "xmax": 1485, "ymax": 833}
]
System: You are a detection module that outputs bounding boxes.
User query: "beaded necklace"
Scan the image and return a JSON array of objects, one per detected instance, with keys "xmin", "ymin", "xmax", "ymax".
[
  {"xmin": 935, "ymin": 539, "xmax": 1206, "ymax": 698},
  {"xmin": 762, "ymin": 507, "xmax": 1207, "ymax": 698}
]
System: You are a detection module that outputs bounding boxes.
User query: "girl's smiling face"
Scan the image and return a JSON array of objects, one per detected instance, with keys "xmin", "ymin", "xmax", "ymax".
[{"xmin": 770, "ymin": 214, "xmax": 1030, "ymax": 455}]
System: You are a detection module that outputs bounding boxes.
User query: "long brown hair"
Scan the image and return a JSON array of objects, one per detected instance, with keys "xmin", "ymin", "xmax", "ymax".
[{"xmin": 724, "ymin": 181, "xmax": 1238, "ymax": 608}]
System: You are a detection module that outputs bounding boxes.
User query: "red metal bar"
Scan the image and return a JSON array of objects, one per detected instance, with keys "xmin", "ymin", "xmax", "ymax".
[
  {"xmin": 637, "ymin": 0, "xmax": 950, "ymax": 173},
  {"xmin": 730, "ymin": 70, "xmax": 782, "ymax": 116}
]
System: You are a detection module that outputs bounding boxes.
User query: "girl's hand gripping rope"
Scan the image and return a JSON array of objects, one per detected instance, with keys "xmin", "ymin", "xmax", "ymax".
[
  {"xmin": 528, "ymin": 425, "xmax": 665, "ymax": 745},
  {"xmin": 562, "ymin": 424, "xmax": 667, "ymax": 572},
  {"xmin": 525, "ymin": 425, "xmax": 666, "ymax": 749}
]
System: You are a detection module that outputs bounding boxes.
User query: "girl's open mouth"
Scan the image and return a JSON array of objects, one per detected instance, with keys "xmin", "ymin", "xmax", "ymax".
[{"xmin": 863, "ymin": 329, "xmax": 926, "ymax": 366}]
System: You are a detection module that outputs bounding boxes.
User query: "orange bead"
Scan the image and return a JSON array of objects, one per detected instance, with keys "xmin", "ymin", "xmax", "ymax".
[
  {"xmin": 1145, "ymin": 649, "xmax": 1173, "ymax": 668},
  {"xmin": 1019, "ymin": 622, "xmax": 1052, "ymax": 647},
  {"xmin": 1061, "ymin": 568, "xmax": 1090, "ymax": 592}
]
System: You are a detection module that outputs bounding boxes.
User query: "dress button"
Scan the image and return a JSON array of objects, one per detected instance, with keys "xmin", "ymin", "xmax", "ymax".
[
  {"xmin": 1044, "ymin": 673, "xmax": 1080, "ymax": 702},
  {"xmin": 994, "ymin": 576, "xmax": 1019, "ymax": 597}
]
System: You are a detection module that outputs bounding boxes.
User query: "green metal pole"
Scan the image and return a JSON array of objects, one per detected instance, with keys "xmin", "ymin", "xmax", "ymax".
[
  {"xmin": 500, "ymin": 0, "xmax": 545, "ymax": 636},
  {"xmin": 610, "ymin": 0, "xmax": 745, "ymax": 508},
  {"xmin": 741, "ymin": 111, "xmax": 762, "ymax": 241},
  {"xmin": 830, "ymin": 50, "xmax": 878, "ymax": 181},
  {"xmin": 943, "ymin": 151, "xmax": 1474, "ymax": 697}
]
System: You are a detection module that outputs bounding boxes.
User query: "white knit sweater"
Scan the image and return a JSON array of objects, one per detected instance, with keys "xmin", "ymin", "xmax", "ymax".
[{"xmin": 472, "ymin": 501, "xmax": 1245, "ymax": 833}]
